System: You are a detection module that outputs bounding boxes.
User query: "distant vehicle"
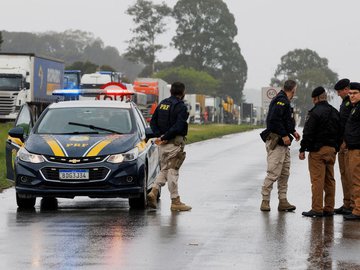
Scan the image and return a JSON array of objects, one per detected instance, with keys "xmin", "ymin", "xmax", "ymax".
[
  {"xmin": 64, "ymin": 70, "xmax": 81, "ymax": 89},
  {"xmin": 133, "ymin": 78, "xmax": 170, "ymax": 122},
  {"xmin": 6, "ymin": 92, "xmax": 160, "ymax": 209},
  {"xmin": 80, "ymin": 71, "xmax": 122, "ymax": 89},
  {"xmin": 0, "ymin": 53, "xmax": 64, "ymax": 120}
]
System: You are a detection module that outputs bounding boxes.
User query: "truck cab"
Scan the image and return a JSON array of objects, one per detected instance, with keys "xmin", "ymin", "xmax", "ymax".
[{"xmin": 64, "ymin": 70, "xmax": 81, "ymax": 89}]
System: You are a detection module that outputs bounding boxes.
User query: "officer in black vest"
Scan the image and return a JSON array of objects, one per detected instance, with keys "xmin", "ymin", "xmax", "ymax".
[
  {"xmin": 334, "ymin": 79, "xmax": 353, "ymax": 214},
  {"xmin": 299, "ymin": 86, "xmax": 341, "ymax": 217},
  {"xmin": 147, "ymin": 82, "xmax": 191, "ymax": 211}
]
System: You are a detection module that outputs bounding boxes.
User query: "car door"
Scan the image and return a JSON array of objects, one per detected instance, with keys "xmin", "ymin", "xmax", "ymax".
[
  {"xmin": 6, "ymin": 104, "xmax": 34, "ymax": 180},
  {"xmin": 133, "ymin": 106, "xmax": 159, "ymax": 182}
]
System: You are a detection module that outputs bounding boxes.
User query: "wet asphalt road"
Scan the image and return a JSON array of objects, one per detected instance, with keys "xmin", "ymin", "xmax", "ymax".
[{"xmin": 1, "ymin": 129, "xmax": 360, "ymax": 270}]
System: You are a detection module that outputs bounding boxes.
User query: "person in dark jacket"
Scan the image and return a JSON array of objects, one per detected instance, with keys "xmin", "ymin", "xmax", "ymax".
[
  {"xmin": 299, "ymin": 86, "xmax": 341, "ymax": 217},
  {"xmin": 343, "ymin": 82, "xmax": 360, "ymax": 220},
  {"xmin": 147, "ymin": 81, "xmax": 191, "ymax": 211},
  {"xmin": 333, "ymin": 79, "xmax": 353, "ymax": 215},
  {"xmin": 260, "ymin": 79, "xmax": 300, "ymax": 211}
]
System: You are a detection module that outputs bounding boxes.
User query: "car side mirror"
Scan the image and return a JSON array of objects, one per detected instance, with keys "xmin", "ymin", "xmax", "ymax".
[{"xmin": 8, "ymin": 126, "xmax": 25, "ymax": 142}]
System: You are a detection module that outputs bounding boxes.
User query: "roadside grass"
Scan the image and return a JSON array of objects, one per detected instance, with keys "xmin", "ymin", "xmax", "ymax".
[
  {"xmin": 187, "ymin": 123, "xmax": 258, "ymax": 144},
  {"xmin": 0, "ymin": 122, "xmax": 15, "ymax": 190},
  {"xmin": 0, "ymin": 122, "xmax": 260, "ymax": 190}
]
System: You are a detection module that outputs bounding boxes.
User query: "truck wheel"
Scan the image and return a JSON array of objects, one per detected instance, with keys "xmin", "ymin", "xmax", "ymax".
[
  {"xmin": 16, "ymin": 193, "xmax": 36, "ymax": 209},
  {"xmin": 129, "ymin": 167, "xmax": 147, "ymax": 209}
]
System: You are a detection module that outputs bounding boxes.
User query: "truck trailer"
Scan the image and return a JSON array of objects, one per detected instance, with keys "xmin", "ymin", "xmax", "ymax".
[{"xmin": 0, "ymin": 53, "xmax": 64, "ymax": 120}]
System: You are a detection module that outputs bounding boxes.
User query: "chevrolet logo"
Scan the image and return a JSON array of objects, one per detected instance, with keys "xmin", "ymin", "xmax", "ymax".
[{"xmin": 68, "ymin": 159, "xmax": 81, "ymax": 164}]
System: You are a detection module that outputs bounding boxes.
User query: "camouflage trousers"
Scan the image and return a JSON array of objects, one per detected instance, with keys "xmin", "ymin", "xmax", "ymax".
[{"xmin": 153, "ymin": 136, "xmax": 186, "ymax": 199}]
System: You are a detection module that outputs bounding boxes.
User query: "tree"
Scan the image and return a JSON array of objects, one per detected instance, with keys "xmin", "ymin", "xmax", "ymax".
[
  {"xmin": 0, "ymin": 31, "xmax": 3, "ymax": 51},
  {"xmin": 125, "ymin": 0, "xmax": 172, "ymax": 75},
  {"xmin": 172, "ymin": 0, "xmax": 247, "ymax": 103},
  {"xmin": 66, "ymin": 61, "xmax": 98, "ymax": 74},
  {"xmin": 271, "ymin": 49, "xmax": 338, "ymax": 125},
  {"xmin": 154, "ymin": 66, "xmax": 219, "ymax": 95}
]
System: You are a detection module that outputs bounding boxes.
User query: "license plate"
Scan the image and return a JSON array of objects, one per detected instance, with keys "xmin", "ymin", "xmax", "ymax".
[{"xmin": 59, "ymin": 169, "xmax": 89, "ymax": 180}]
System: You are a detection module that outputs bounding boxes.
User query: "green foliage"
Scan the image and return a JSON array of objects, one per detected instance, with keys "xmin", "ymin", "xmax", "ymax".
[
  {"xmin": 66, "ymin": 61, "xmax": 98, "ymax": 74},
  {"xmin": 187, "ymin": 124, "xmax": 256, "ymax": 144},
  {"xmin": 0, "ymin": 122, "xmax": 15, "ymax": 189},
  {"xmin": 125, "ymin": 0, "xmax": 172, "ymax": 75},
  {"xmin": 1, "ymin": 30, "xmax": 143, "ymax": 80},
  {"xmin": 154, "ymin": 66, "xmax": 219, "ymax": 95},
  {"xmin": 172, "ymin": 0, "xmax": 247, "ymax": 103},
  {"xmin": 271, "ymin": 49, "xmax": 338, "ymax": 125}
]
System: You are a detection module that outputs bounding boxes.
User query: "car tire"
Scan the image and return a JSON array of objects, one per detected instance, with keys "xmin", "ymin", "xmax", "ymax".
[
  {"xmin": 40, "ymin": 197, "xmax": 58, "ymax": 210},
  {"xmin": 129, "ymin": 167, "xmax": 148, "ymax": 209},
  {"xmin": 16, "ymin": 193, "xmax": 36, "ymax": 209}
]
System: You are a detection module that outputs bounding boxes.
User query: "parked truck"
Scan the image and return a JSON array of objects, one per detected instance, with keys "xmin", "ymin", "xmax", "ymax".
[
  {"xmin": 64, "ymin": 70, "xmax": 81, "ymax": 89},
  {"xmin": 0, "ymin": 53, "xmax": 64, "ymax": 120},
  {"xmin": 80, "ymin": 71, "xmax": 122, "ymax": 89},
  {"xmin": 133, "ymin": 78, "xmax": 170, "ymax": 122}
]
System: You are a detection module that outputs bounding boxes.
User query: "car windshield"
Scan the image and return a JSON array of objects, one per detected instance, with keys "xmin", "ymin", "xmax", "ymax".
[{"xmin": 36, "ymin": 107, "xmax": 133, "ymax": 134}]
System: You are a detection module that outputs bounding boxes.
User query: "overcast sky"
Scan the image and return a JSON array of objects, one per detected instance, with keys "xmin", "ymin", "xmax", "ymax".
[{"xmin": 1, "ymin": 0, "xmax": 359, "ymax": 92}]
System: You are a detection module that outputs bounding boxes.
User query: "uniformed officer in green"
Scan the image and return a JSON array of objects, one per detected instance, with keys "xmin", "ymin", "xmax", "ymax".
[{"xmin": 147, "ymin": 82, "xmax": 191, "ymax": 211}]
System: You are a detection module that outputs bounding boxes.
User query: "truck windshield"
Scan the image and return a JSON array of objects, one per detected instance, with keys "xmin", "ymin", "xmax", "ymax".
[
  {"xmin": 36, "ymin": 107, "xmax": 133, "ymax": 134},
  {"xmin": 0, "ymin": 75, "xmax": 22, "ymax": 90},
  {"xmin": 64, "ymin": 73, "xmax": 80, "ymax": 89}
]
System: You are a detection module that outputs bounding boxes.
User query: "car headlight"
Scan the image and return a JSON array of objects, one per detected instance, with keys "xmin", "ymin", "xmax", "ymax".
[
  {"xmin": 18, "ymin": 147, "xmax": 45, "ymax": 163},
  {"xmin": 107, "ymin": 147, "xmax": 139, "ymax": 163}
]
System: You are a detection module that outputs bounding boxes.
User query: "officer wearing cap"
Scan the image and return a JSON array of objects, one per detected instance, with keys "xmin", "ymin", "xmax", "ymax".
[
  {"xmin": 344, "ymin": 82, "xmax": 360, "ymax": 220},
  {"xmin": 334, "ymin": 79, "xmax": 353, "ymax": 215},
  {"xmin": 147, "ymin": 81, "xmax": 191, "ymax": 211},
  {"xmin": 299, "ymin": 86, "xmax": 341, "ymax": 217}
]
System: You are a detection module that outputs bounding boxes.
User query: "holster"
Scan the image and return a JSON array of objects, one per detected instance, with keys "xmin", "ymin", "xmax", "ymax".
[
  {"xmin": 168, "ymin": 151, "xmax": 186, "ymax": 170},
  {"xmin": 267, "ymin": 132, "xmax": 281, "ymax": 150}
]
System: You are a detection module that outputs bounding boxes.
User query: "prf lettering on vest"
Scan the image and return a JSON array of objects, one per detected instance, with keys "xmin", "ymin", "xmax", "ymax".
[{"xmin": 160, "ymin": 104, "xmax": 170, "ymax": 110}]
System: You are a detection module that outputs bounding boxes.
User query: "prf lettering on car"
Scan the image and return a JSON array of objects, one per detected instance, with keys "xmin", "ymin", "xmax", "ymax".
[
  {"xmin": 160, "ymin": 104, "xmax": 170, "ymax": 110},
  {"xmin": 276, "ymin": 101, "xmax": 285, "ymax": 106}
]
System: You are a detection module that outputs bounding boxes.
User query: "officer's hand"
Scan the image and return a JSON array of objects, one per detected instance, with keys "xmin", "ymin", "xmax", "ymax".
[
  {"xmin": 299, "ymin": 152, "xmax": 306, "ymax": 160},
  {"xmin": 293, "ymin": 131, "xmax": 301, "ymax": 141},
  {"xmin": 282, "ymin": 136, "xmax": 291, "ymax": 146},
  {"xmin": 155, "ymin": 137, "xmax": 167, "ymax": 145}
]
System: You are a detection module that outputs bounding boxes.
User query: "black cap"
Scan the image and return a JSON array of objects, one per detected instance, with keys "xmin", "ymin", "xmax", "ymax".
[
  {"xmin": 312, "ymin": 86, "xmax": 325, "ymax": 98},
  {"xmin": 350, "ymin": 82, "xmax": 360, "ymax": 91},
  {"xmin": 334, "ymin": 78, "xmax": 350, "ymax": 90}
]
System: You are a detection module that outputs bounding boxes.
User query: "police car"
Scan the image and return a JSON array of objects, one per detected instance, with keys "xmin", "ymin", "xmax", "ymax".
[{"xmin": 6, "ymin": 89, "xmax": 160, "ymax": 209}]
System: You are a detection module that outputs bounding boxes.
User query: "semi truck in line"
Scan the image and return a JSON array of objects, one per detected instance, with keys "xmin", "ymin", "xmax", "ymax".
[
  {"xmin": 133, "ymin": 78, "xmax": 170, "ymax": 122},
  {"xmin": 80, "ymin": 71, "xmax": 122, "ymax": 89},
  {"xmin": 0, "ymin": 53, "xmax": 64, "ymax": 120},
  {"xmin": 64, "ymin": 70, "xmax": 81, "ymax": 89}
]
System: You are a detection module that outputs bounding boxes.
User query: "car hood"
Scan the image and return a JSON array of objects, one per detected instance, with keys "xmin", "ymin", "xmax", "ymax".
[{"xmin": 25, "ymin": 133, "xmax": 138, "ymax": 157}]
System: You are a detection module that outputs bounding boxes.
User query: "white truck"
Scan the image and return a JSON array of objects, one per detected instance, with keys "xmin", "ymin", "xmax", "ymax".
[
  {"xmin": 0, "ymin": 53, "xmax": 64, "ymax": 120},
  {"xmin": 80, "ymin": 71, "xmax": 122, "ymax": 89},
  {"xmin": 184, "ymin": 94, "xmax": 201, "ymax": 124}
]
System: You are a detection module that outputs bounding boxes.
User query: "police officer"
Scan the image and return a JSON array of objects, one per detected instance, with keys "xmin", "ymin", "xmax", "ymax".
[
  {"xmin": 147, "ymin": 81, "xmax": 191, "ymax": 211},
  {"xmin": 299, "ymin": 86, "xmax": 341, "ymax": 217},
  {"xmin": 344, "ymin": 82, "xmax": 360, "ymax": 220},
  {"xmin": 334, "ymin": 79, "xmax": 353, "ymax": 215},
  {"xmin": 260, "ymin": 79, "xmax": 300, "ymax": 211}
]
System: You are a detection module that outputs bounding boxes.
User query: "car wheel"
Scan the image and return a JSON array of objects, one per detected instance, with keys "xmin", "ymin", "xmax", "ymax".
[
  {"xmin": 129, "ymin": 167, "xmax": 147, "ymax": 210},
  {"xmin": 16, "ymin": 193, "xmax": 36, "ymax": 209},
  {"xmin": 40, "ymin": 197, "xmax": 58, "ymax": 210}
]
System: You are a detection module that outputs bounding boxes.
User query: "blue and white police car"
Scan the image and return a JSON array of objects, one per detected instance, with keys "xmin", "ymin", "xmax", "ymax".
[{"xmin": 6, "ymin": 89, "xmax": 160, "ymax": 209}]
